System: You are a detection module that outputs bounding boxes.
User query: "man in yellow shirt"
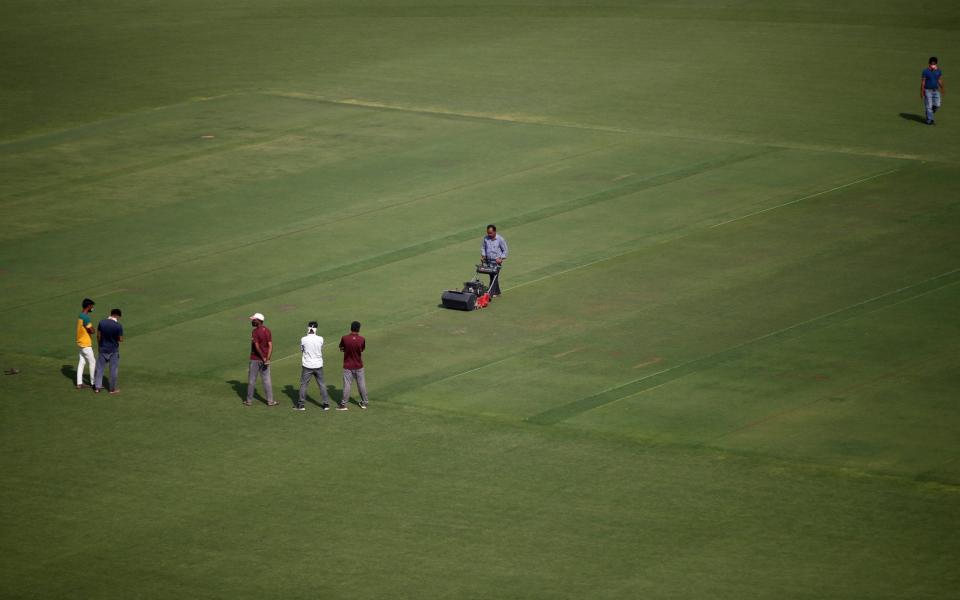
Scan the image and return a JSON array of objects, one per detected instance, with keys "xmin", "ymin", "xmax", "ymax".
[{"xmin": 75, "ymin": 298, "xmax": 96, "ymax": 389}]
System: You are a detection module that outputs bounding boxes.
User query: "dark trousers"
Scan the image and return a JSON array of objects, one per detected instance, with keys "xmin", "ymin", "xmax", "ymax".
[
  {"xmin": 298, "ymin": 367, "xmax": 331, "ymax": 408},
  {"xmin": 94, "ymin": 351, "xmax": 120, "ymax": 391},
  {"xmin": 487, "ymin": 271, "xmax": 501, "ymax": 295}
]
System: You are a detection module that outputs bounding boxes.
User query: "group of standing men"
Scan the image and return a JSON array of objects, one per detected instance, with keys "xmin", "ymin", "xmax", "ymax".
[
  {"xmin": 75, "ymin": 298, "xmax": 124, "ymax": 393},
  {"xmin": 246, "ymin": 313, "xmax": 369, "ymax": 411}
]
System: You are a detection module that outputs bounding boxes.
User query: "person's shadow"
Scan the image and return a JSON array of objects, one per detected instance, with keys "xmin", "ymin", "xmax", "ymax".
[
  {"xmin": 63, "ymin": 363, "xmax": 110, "ymax": 389},
  {"xmin": 226, "ymin": 379, "xmax": 271, "ymax": 405},
  {"xmin": 899, "ymin": 112, "xmax": 926, "ymax": 123},
  {"xmin": 282, "ymin": 384, "xmax": 343, "ymax": 408}
]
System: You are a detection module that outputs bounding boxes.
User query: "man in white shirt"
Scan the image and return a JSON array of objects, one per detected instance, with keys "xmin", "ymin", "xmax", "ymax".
[{"xmin": 296, "ymin": 321, "xmax": 331, "ymax": 411}]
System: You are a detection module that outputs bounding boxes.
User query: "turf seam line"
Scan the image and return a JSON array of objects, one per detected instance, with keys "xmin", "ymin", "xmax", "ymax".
[
  {"xmin": 709, "ymin": 167, "xmax": 902, "ymax": 228},
  {"xmin": 507, "ymin": 166, "xmax": 904, "ymax": 294},
  {"xmin": 525, "ymin": 266, "xmax": 960, "ymax": 425}
]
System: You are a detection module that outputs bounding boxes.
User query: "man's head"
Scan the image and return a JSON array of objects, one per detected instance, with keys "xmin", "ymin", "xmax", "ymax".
[
  {"xmin": 486, "ymin": 224, "xmax": 497, "ymax": 239},
  {"xmin": 82, "ymin": 298, "xmax": 95, "ymax": 313},
  {"xmin": 110, "ymin": 308, "xmax": 122, "ymax": 319},
  {"xmin": 307, "ymin": 321, "xmax": 318, "ymax": 335},
  {"xmin": 249, "ymin": 312, "xmax": 265, "ymax": 327},
  {"xmin": 929, "ymin": 56, "xmax": 939, "ymax": 69},
  {"xmin": 350, "ymin": 321, "xmax": 361, "ymax": 333}
]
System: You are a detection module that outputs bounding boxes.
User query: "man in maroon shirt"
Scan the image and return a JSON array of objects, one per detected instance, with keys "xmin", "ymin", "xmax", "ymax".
[
  {"xmin": 338, "ymin": 320, "xmax": 368, "ymax": 410},
  {"xmin": 245, "ymin": 312, "xmax": 276, "ymax": 406}
]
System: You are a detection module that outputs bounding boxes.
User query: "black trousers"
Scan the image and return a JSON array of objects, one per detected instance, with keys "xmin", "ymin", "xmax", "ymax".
[{"xmin": 487, "ymin": 271, "xmax": 502, "ymax": 296}]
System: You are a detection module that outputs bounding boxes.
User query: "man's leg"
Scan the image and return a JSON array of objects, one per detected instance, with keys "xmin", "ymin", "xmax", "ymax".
[
  {"xmin": 297, "ymin": 367, "xmax": 311, "ymax": 408},
  {"xmin": 355, "ymin": 368, "xmax": 369, "ymax": 407},
  {"xmin": 925, "ymin": 89, "xmax": 935, "ymax": 122},
  {"xmin": 315, "ymin": 368, "xmax": 331, "ymax": 407},
  {"xmin": 341, "ymin": 369, "xmax": 353, "ymax": 408},
  {"xmin": 262, "ymin": 364, "xmax": 275, "ymax": 405},
  {"xmin": 77, "ymin": 349, "xmax": 87, "ymax": 386},
  {"xmin": 94, "ymin": 352, "xmax": 106, "ymax": 391},
  {"xmin": 246, "ymin": 360, "xmax": 259, "ymax": 404},
  {"xmin": 489, "ymin": 271, "xmax": 501, "ymax": 296},
  {"xmin": 108, "ymin": 352, "xmax": 120, "ymax": 392},
  {"xmin": 83, "ymin": 347, "xmax": 96, "ymax": 386},
  {"xmin": 933, "ymin": 90, "xmax": 942, "ymax": 113}
]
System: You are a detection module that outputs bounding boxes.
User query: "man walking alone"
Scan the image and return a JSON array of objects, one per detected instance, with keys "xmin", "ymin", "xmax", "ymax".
[
  {"xmin": 246, "ymin": 312, "xmax": 276, "ymax": 406},
  {"xmin": 75, "ymin": 298, "xmax": 96, "ymax": 389},
  {"xmin": 296, "ymin": 321, "xmax": 331, "ymax": 411},
  {"xmin": 921, "ymin": 56, "xmax": 945, "ymax": 125},
  {"xmin": 338, "ymin": 321, "xmax": 369, "ymax": 410}
]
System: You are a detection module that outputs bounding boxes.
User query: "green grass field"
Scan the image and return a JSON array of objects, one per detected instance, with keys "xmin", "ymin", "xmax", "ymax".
[{"xmin": 2, "ymin": 1, "xmax": 959, "ymax": 598}]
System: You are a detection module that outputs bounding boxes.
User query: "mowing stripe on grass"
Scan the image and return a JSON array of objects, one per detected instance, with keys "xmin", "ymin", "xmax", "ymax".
[
  {"xmin": 526, "ymin": 267, "xmax": 960, "ymax": 426},
  {"xmin": 110, "ymin": 148, "xmax": 775, "ymax": 339},
  {"xmin": 7, "ymin": 138, "xmax": 629, "ymax": 309}
]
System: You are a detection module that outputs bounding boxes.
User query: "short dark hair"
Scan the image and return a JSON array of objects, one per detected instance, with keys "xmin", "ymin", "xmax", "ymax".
[
  {"xmin": 486, "ymin": 224, "xmax": 496, "ymax": 231},
  {"xmin": 308, "ymin": 321, "xmax": 318, "ymax": 328},
  {"xmin": 350, "ymin": 321, "xmax": 361, "ymax": 332},
  {"xmin": 110, "ymin": 308, "xmax": 122, "ymax": 317},
  {"xmin": 82, "ymin": 298, "xmax": 95, "ymax": 309},
  {"xmin": 929, "ymin": 56, "xmax": 938, "ymax": 65}
]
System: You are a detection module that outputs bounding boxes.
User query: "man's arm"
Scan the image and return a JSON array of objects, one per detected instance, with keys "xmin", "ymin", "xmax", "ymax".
[
  {"xmin": 264, "ymin": 341, "xmax": 272, "ymax": 363},
  {"xmin": 497, "ymin": 237, "xmax": 508, "ymax": 264}
]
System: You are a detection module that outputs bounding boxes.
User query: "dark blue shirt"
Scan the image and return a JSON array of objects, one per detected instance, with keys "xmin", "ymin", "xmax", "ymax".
[
  {"xmin": 922, "ymin": 68, "xmax": 942, "ymax": 90},
  {"xmin": 97, "ymin": 319, "xmax": 123, "ymax": 353}
]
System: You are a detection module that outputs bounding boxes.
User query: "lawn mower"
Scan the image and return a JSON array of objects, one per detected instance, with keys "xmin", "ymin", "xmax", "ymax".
[{"xmin": 440, "ymin": 260, "xmax": 501, "ymax": 311}]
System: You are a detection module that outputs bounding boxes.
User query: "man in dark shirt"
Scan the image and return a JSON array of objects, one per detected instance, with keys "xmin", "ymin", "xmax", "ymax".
[
  {"xmin": 338, "ymin": 321, "xmax": 368, "ymax": 410},
  {"xmin": 94, "ymin": 308, "xmax": 124, "ymax": 394},
  {"xmin": 245, "ymin": 312, "xmax": 276, "ymax": 406}
]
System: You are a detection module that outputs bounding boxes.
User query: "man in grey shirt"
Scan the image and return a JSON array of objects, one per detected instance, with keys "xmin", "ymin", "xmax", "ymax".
[
  {"xmin": 480, "ymin": 224, "xmax": 508, "ymax": 297},
  {"xmin": 296, "ymin": 321, "xmax": 331, "ymax": 411}
]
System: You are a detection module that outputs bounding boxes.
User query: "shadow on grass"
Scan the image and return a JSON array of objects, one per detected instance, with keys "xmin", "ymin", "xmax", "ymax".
[
  {"xmin": 282, "ymin": 381, "xmax": 342, "ymax": 408},
  {"xmin": 64, "ymin": 363, "xmax": 110, "ymax": 389},
  {"xmin": 226, "ymin": 379, "xmax": 270, "ymax": 405},
  {"xmin": 899, "ymin": 112, "xmax": 927, "ymax": 123}
]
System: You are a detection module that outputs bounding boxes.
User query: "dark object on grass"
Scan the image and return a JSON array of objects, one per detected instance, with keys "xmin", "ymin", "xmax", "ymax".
[
  {"xmin": 5, "ymin": 368, "xmax": 20, "ymax": 375},
  {"xmin": 441, "ymin": 261, "xmax": 501, "ymax": 311}
]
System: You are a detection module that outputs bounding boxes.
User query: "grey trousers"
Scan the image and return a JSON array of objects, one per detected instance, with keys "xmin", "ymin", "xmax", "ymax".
[
  {"xmin": 94, "ymin": 351, "xmax": 120, "ymax": 391},
  {"xmin": 247, "ymin": 360, "xmax": 274, "ymax": 402},
  {"xmin": 299, "ymin": 367, "xmax": 331, "ymax": 407},
  {"xmin": 342, "ymin": 367, "xmax": 368, "ymax": 405}
]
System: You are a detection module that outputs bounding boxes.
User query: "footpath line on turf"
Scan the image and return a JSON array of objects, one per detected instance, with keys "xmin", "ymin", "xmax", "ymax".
[
  {"xmin": 526, "ymin": 267, "xmax": 960, "ymax": 426},
  {"xmin": 269, "ymin": 92, "xmax": 945, "ymax": 164}
]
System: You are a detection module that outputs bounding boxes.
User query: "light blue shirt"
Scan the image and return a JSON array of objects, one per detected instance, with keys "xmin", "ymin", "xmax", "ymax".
[{"xmin": 482, "ymin": 234, "xmax": 508, "ymax": 260}]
